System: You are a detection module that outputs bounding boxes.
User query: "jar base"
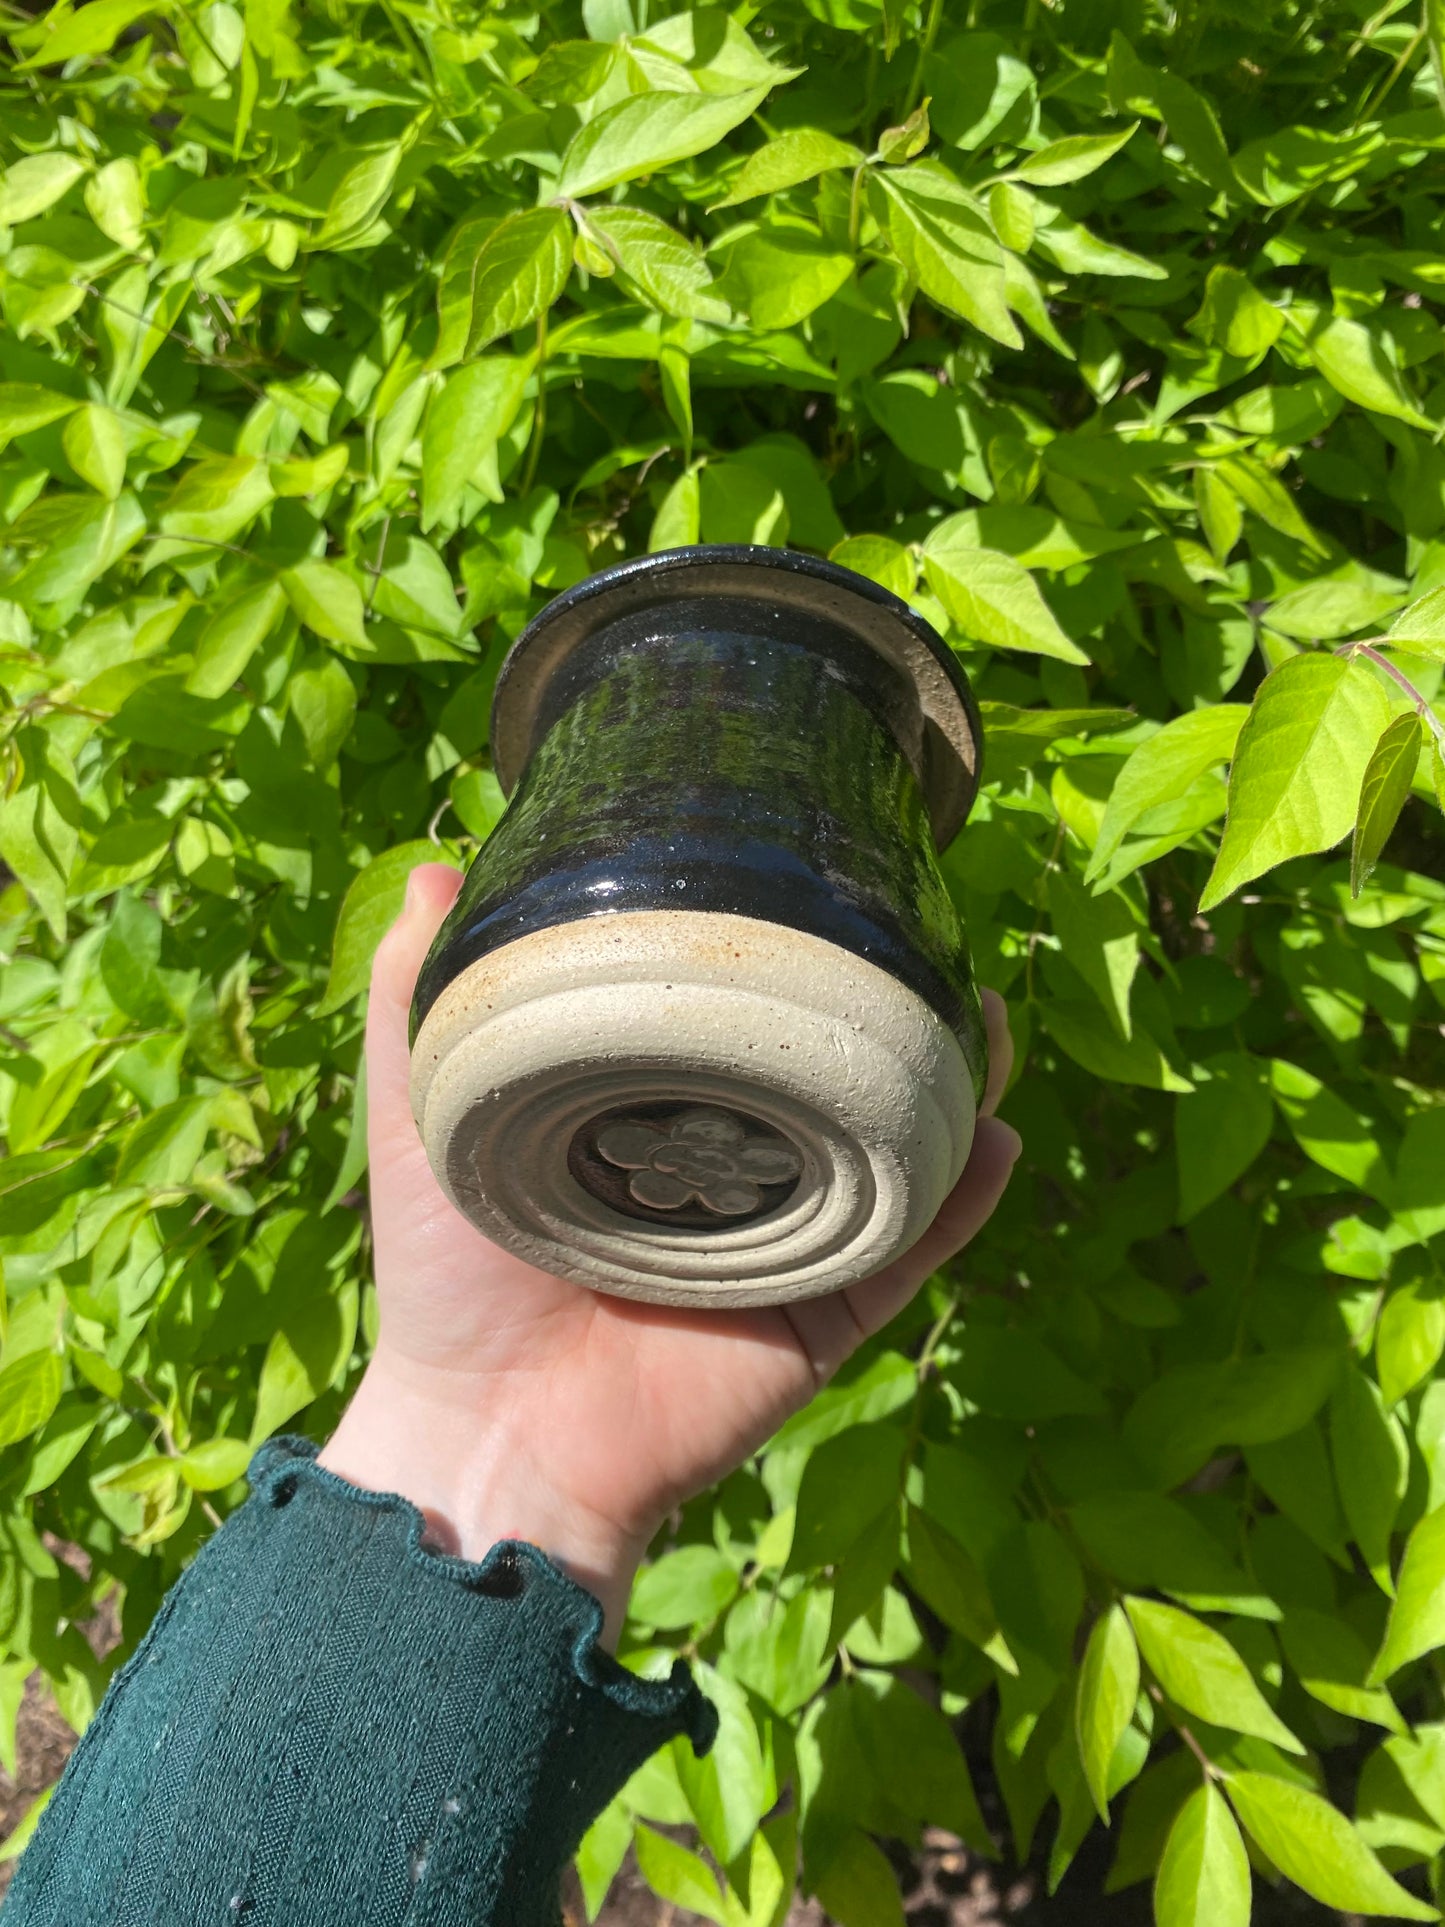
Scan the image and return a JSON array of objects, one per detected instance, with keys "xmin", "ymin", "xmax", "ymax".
[{"xmin": 408, "ymin": 910, "xmax": 977, "ymax": 1309}]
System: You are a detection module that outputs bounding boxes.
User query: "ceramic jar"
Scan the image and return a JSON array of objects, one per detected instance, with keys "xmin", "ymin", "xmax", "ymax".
[{"xmin": 409, "ymin": 545, "xmax": 986, "ymax": 1309}]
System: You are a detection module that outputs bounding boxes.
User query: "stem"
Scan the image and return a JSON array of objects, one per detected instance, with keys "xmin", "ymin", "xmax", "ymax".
[
  {"xmin": 904, "ymin": 0, "xmax": 943, "ymax": 113},
  {"xmin": 1147, "ymin": 1684, "xmax": 1217, "ymax": 1778},
  {"xmin": 1354, "ymin": 22, "xmax": 1425, "ymax": 125},
  {"xmin": 848, "ymin": 165, "xmax": 867, "ymax": 251},
  {"xmin": 134, "ymin": 1378, "xmax": 225, "ymax": 1531},
  {"xmin": 1349, "ymin": 641, "xmax": 1445, "ymax": 750},
  {"xmin": 520, "ymin": 309, "xmax": 548, "ymax": 495}
]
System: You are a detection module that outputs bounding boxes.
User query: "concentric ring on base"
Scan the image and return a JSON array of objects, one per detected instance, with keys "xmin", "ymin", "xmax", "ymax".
[{"xmin": 409, "ymin": 910, "xmax": 977, "ymax": 1308}]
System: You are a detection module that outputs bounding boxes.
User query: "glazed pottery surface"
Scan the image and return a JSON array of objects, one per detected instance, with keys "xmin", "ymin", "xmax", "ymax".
[{"xmin": 410, "ymin": 545, "xmax": 986, "ymax": 1308}]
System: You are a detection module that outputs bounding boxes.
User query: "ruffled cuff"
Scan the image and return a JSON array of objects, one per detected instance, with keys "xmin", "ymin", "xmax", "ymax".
[{"xmin": 4, "ymin": 1434, "xmax": 713, "ymax": 1927}]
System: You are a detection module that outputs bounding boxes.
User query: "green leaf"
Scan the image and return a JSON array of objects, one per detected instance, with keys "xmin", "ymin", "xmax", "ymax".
[
  {"xmin": 1195, "ymin": 468, "xmax": 1243, "ymax": 563},
  {"xmin": 674, "ymin": 1661, "xmax": 766, "ymax": 1866},
  {"xmin": 1030, "ymin": 207, "xmax": 1166, "ymax": 279},
  {"xmin": 699, "ymin": 459, "xmax": 787, "ymax": 546},
  {"xmin": 904, "ymin": 1509, "xmax": 1012, "ymax": 1667},
  {"xmin": 22, "ymin": 1397, "xmax": 98, "ymax": 1496},
  {"xmin": 575, "ymin": 1800, "xmax": 631, "ymax": 1921},
  {"xmin": 159, "ymin": 455, "xmax": 274, "ymax": 546},
  {"xmin": 987, "ymin": 180, "xmax": 1035, "ymax": 252},
  {"xmin": 828, "ymin": 534, "xmax": 916, "ymax": 600},
  {"xmin": 0, "ymin": 1351, "xmax": 63, "ymax": 1451},
  {"xmin": 187, "ymin": 580, "xmax": 286, "ymax": 698},
  {"xmin": 1263, "ymin": 580, "xmax": 1406, "ymax": 643},
  {"xmin": 313, "ymin": 146, "xmax": 401, "ymax": 248},
  {"xmin": 634, "ymin": 1823, "xmax": 725, "ymax": 1925},
  {"xmin": 1225, "ymin": 1771, "xmax": 1439, "ymax": 1919},
  {"xmin": 1351, "ymin": 712, "xmax": 1421, "ymax": 897},
  {"xmin": 630, "ymin": 1546, "xmax": 736, "ymax": 1630},
  {"xmin": 64, "ymin": 406, "xmax": 128, "ymax": 501},
  {"xmin": 724, "ymin": 1584, "xmax": 833, "ymax": 1714},
  {"xmin": 461, "ymin": 207, "xmax": 573, "ymax": 358},
  {"xmin": 1125, "ymin": 1597, "xmax": 1302, "ymax": 1752},
  {"xmin": 877, "ymin": 99, "xmax": 931, "ymax": 163},
  {"xmin": 587, "ymin": 206, "xmax": 729, "ymax": 322},
  {"xmin": 922, "ymin": 533, "xmax": 1088, "ymax": 664},
  {"xmin": 84, "ymin": 156, "xmax": 144, "ymax": 249},
  {"xmin": 858, "ymin": 1672, "xmax": 992, "ymax": 1852},
  {"xmin": 1125, "ymin": 1348, "xmax": 1342, "ymax": 1491},
  {"xmin": 1386, "ymin": 586, "xmax": 1445, "ymax": 663},
  {"xmin": 718, "ymin": 223, "xmax": 852, "ymax": 331},
  {"xmin": 319, "ymin": 841, "xmax": 440, "ymax": 1015},
  {"xmin": 1041, "ymin": 1000, "xmax": 1193, "ymax": 1093},
  {"xmin": 0, "ymin": 152, "xmax": 88, "ymax": 224},
  {"xmin": 372, "ymin": 535, "xmax": 464, "ymax": 639},
  {"xmin": 1174, "ymin": 1053, "xmax": 1273, "ymax": 1222},
  {"xmin": 1070, "ymin": 1491, "xmax": 1278, "ymax": 1621},
  {"xmin": 952, "ymin": 1326, "xmax": 1105, "ymax": 1421},
  {"xmin": 1191, "ymin": 266, "xmax": 1283, "ymax": 360},
  {"xmin": 712, "ymin": 128, "xmax": 862, "ymax": 207},
  {"xmin": 321, "ymin": 1055, "xmax": 369, "ymax": 1214},
  {"xmin": 812, "ymin": 1828, "xmax": 906, "ymax": 1927},
  {"xmin": 1389, "ymin": 1108, "xmax": 1445, "ymax": 1246},
  {"xmin": 1286, "ymin": 306, "xmax": 1432, "ymax": 431},
  {"xmin": 281, "ymin": 559, "xmax": 369, "ymax": 652},
  {"xmin": 1154, "ymin": 1783, "xmax": 1251, "ymax": 1927},
  {"xmin": 789, "ymin": 1424, "xmax": 905, "ymax": 1571},
  {"xmin": 649, "ymin": 465, "xmax": 701, "ymax": 551},
  {"xmin": 1370, "ymin": 1506, "xmax": 1445, "ymax": 1682},
  {"xmin": 0, "ymin": 1786, "xmax": 54, "ymax": 1863},
  {"xmin": 288, "ymin": 653, "xmax": 357, "ymax": 772},
  {"xmin": 1213, "ymin": 456, "xmax": 1325, "ymax": 554},
  {"xmin": 1277, "ymin": 1605, "xmax": 1404, "ymax": 1731},
  {"xmin": 0, "ymin": 382, "xmax": 81, "ymax": 447},
  {"xmin": 1076, "ymin": 1604, "xmax": 1139, "ymax": 1822},
  {"xmin": 882, "ymin": 170, "xmax": 1022, "ymax": 350},
  {"xmin": 249, "ymin": 1282, "xmax": 358, "ymax": 1445},
  {"xmin": 925, "ymin": 32, "xmax": 1033, "ymax": 151},
  {"xmin": 1047, "ymin": 869, "xmax": 1139, "ymax": 1037},
  {"xmin": 1007, "ymin": 124, "xmax": 1137, "ymax": 186},
  {"xmin": 0, "ymin": 728, "xmax": 82, "ymax": 941},
  {"xmin": 18, "ymin": 0, "xmax": 156, "ymax": 66},
  {"xmin": 557, "ymin": 86, "xmax": 770, "ymax": 199},
  {"xmin": 1329, "ymin": 1370, "xmax": 1408, "ymax": 1594},
  {"xmin": 420, "ymin": 357, "xmax": 528, "ymax": 531},
  {"xmin": 1269, "ymin": 1059, "xmax": 1388, "ymax": 1195},
  {"xmin": 1200, "ymin": 654, "xmax": 1392, "ymax": 910},
  {"xmin": 177, "ymin": 1437, "xmax": 251, "ymax": 1491},
  {"xmin": 1375, "ymin": 1282, "xmax": 1445, "ymax": 1407}
]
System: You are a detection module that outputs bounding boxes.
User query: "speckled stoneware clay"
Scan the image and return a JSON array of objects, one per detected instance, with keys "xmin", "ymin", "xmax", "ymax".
[{"xmin": 409, "ymin": 545, "xmax": 987, "ymax": 1309}]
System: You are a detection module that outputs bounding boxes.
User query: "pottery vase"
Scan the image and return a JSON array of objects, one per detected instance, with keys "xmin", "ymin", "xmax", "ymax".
[{"xmin": 409, "ymin": 544, "xmax": 987, "ymax": 1308}]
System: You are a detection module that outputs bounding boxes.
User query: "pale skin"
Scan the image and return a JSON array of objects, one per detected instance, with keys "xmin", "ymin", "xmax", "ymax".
[{"xmin": 319, "ymin": 863, "xmax": 1021, "ymax": 1640}]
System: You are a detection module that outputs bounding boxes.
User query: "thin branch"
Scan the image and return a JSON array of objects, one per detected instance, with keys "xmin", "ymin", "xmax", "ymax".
[{"xmin": 1347, "ymin": 641, "xmax": 1445, "ymax": 751}]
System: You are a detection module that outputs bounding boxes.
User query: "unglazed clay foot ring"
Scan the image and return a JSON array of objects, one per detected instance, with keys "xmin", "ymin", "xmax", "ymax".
[{"xmin": 409, "ymin": 911, "xmax": 977, "ymax": 1310}]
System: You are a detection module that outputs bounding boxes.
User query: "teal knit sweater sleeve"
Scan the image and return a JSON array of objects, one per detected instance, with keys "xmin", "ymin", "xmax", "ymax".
[{"xmin": 2, "ymin": 1435, "xmax": 715, "ymax": 1927}]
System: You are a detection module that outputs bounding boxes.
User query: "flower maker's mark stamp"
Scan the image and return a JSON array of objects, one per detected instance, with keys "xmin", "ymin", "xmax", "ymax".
[
  {"xmin": 597, "ymin": 1108, "xmax": 802, "ymax": 1217},
  {"xmin": 568, "ymin": 1103, "xmax": 804, "ymax": 1228}
]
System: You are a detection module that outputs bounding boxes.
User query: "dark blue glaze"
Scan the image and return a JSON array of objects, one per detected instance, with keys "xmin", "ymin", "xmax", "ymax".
[{"xmin": 411, "ymin": 552, "xmax": 987, "ymax": 1095}]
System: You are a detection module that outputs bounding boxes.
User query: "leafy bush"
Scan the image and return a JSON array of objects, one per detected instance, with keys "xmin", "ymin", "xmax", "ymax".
[{"xmin": 2, "ymin": 0, "xmax": 1445, "ymax": 1918}]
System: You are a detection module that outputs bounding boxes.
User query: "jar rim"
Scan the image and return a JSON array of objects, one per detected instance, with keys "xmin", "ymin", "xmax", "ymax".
[{"xmin": 490, "ymin": 544, "xmax": 984, "ymax": 848}]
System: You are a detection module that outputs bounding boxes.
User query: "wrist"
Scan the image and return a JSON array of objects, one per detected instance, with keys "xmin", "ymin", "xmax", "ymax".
[{"xmin": 316, "ymin": 1347, "xmax": 647, "ymax": 1643}]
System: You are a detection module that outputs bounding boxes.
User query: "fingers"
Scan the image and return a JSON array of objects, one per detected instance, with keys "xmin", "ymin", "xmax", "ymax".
[
  {"xmin": 980, "ymin": 988, "xmax": 1013, "ymax": 1117},
  {"xmin": 366, "ymin": 864, "xmax": 464, "ymax": 1153},
  {"xmin": 790, "ymin": 1112, "xmax": 1022, "ymax": 1379}
]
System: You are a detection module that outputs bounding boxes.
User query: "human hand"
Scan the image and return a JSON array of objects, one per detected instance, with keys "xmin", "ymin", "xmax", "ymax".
[{"xmin": 319, "ymin": 864, "xmax": 1020, "ymax": 1638}]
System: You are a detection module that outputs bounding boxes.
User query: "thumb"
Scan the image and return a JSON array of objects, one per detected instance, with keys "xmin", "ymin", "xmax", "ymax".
[{"xmin": 365, "ymin": 862, "xmax": 464, "ymax": 1159}]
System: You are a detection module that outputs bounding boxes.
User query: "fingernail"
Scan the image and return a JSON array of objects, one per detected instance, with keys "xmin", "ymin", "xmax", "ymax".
[{"xmin": 403, "ymin": 869, "xmax": 424, "ymax": 917}]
